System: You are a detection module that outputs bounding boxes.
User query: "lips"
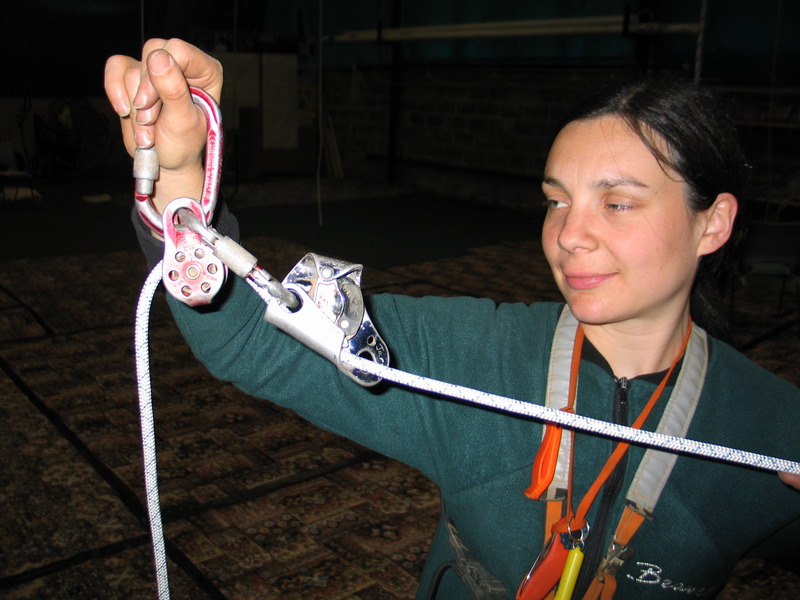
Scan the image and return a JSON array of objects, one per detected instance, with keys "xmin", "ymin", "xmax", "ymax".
[{"xmin": 563, "ymin": 272, "xmax": 615, "ymax": 290}]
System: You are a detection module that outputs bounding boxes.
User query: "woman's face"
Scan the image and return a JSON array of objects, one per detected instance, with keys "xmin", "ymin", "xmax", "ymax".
[{"xmin": 541, "ymin": 115, "xmax": 710, "ymax": 331}]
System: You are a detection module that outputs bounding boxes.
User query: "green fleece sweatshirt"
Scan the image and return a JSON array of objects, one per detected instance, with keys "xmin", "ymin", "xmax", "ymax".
[{"xmin": 162, "ymin": 270, "xmax": 800, "ymax": 600}]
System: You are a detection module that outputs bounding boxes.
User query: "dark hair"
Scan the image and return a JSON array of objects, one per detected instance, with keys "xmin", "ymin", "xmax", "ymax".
[{"xmin": 558, "ymin": 74, "xmax": 749, "ymax": 342}]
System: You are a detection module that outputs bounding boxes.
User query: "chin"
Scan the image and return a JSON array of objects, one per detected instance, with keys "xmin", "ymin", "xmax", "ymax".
[{"xmin": 563, "ymin": 296, "xmax": 619, "ymax": 326}]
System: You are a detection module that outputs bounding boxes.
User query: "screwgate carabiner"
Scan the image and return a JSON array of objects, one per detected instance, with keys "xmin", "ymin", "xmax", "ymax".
[
  {"xmin": 133, "ymin": 87, "xmax": 225, "ymax": 306},
  {"xmin": 132, "ymin": 87, "xmax": 390, "ymax": 384}
]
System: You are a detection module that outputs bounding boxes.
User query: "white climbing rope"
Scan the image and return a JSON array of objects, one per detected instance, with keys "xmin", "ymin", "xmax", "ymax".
[
  {"xmin": 134, "ymin": 260, "xmax": 170, "ymax": 600},
  {"xmin": 133, "ymin": 260, "xmax": 800, "ymax": 598},
  {"xmin": 340, "ymin": 353, "xmax": 800, "ymax": 475}
]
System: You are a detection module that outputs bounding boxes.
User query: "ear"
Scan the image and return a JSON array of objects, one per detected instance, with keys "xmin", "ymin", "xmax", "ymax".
[{"xmin": 697, "ymin": 193, "xmax": 738, "ymax": 257}]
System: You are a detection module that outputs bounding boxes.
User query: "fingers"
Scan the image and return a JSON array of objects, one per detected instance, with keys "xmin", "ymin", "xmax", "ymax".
[
  {"xmin": 141, "ymin": 47, "xmax": 207, "ymax": 154},
  {"xmin": 154, "ymin": 38, "xmax": 223, "ymax": 101},
  {"xmin": 104, "ymin": 37, "xmax": 222, "ymax": 166},
  {"xmin": 136, "ymin": 38, "xmax": 223, "ymax": 104},
  {"xmin": 104, "ymin": 54, "xmax": 139, "ymax": 117},
  {"xmin": 105, "ymin": 38, "xmax": 222, "ymax": 115},
  {"xmin": 104, "ymin": 54, "xmax": 142, "ymax": 152},
  {"xmin": 142, "ymin": 48, "xmax": 191, "ymax": 117},
  {"xmin": 779, "ymin": 471, "xmax": 800, "ymax": 491}
]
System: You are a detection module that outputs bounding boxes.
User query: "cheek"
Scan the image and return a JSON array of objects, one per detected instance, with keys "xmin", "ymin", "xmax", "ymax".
[
  {"xmin": 619, "ymin": 230, "xmax": 695, "ymax": 284},
  {"xmin": 540, "ymin": 220, "xmax": 560, "ymax": 263}
]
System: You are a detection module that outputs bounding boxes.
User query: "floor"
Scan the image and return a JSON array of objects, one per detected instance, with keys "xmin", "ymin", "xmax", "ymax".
[{"xmin": 1, "ymin": 174, "xmax": 799, "ymax": 599}]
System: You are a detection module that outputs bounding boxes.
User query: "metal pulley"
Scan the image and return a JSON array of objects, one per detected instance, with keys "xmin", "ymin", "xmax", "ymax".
[{"xmin": 132, "ymin": 86, "xmax": 390, "ymax": 385}]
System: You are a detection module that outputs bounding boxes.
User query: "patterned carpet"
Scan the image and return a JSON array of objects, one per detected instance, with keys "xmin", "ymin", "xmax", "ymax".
[{"xmin": 0, "ymin": 183, "xmax": 798, "ymax": 599}]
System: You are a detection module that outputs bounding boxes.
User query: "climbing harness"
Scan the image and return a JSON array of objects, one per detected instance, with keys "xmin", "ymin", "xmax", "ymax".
[
  {"xmin": 132, "ymin": 89, "xmax": 800, "ymax": 600},
  {"xmin": 517, "ymin": 310, "xmax": 706, "ymax": 600}
]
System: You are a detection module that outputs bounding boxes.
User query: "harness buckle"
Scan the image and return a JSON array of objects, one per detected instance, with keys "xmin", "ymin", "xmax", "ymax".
[{"xmin": 597, "ymin": 541, "xmax": 635, "ymax": 579}]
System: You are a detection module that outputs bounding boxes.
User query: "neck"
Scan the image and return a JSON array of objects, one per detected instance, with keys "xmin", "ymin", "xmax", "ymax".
[{"xmin": 581, "ymin": 311, "xmax": 691, "ymax": 379}]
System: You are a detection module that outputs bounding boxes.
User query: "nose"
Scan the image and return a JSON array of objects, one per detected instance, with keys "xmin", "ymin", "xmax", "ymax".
[{"xmin": 552, "ymin": 203, "xmax": 597, "ymax": 253}]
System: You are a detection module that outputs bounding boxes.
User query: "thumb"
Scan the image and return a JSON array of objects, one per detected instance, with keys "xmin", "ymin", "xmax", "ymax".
[
  {"xmin": 145, "ymin": 48, "xmax": 200, "ymax": 129},
  {"xmin": 779, "ymin": 471, "xmax": 800, "ymax": 491},
  {"xmin": 140, "ymin": 48, "xmax": 208, "ymax": 164}
]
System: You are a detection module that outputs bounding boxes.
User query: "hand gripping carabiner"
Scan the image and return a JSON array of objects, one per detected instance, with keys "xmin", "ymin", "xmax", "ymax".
[
  {"xmin": 133, "ymin": 87, "xmax": 225, "ymax": 306},
  {"xmin": 132, "ymin": 88, "xmax": 389, "ymax": 384}
]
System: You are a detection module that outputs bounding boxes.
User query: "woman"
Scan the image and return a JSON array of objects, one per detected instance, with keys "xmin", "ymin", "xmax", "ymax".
[{"xmin": 106, "ymin": 39, "xmax": 800, "ymax": 599}]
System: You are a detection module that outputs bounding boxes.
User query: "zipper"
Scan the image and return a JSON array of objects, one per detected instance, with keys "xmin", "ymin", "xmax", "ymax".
[
  {"xmin": 614, "ymin": 376, "xmax": 629, "ymax": 422},
  {"xmin": 572, "ymin": 377, "xmax": 630, "ymax": 597}
]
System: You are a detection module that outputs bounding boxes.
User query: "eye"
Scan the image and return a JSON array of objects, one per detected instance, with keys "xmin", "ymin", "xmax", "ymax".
[
  {"xmin": 542, "ymin": 198, "xmax": 568, "ymax": 210},
  {"xmin": 605, "ymin": 201, "xmax": 634, "ymax": 213}
]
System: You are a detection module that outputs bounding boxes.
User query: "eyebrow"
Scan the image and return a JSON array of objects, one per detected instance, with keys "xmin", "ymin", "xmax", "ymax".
[{"xmin": 542, "ymin": 176, "xmax": 648, "ymax": 190}]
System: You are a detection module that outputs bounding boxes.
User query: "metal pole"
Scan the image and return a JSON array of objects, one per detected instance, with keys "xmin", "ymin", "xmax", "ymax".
[
  {"xmin": 694, "ymin": 0, "xmax": 708, "ymax": 82},
  {"xmin": 327, "ymin": 15, "xmax": 699, "ymax": 44}
]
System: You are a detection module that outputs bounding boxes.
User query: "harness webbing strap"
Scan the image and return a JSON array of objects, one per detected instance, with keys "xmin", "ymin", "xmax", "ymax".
[
  {"xmin": 580, "ymin": 328, "xmax": 708, "ymax": 598},
  {"xmin": 584, "ymin": 507, "xmax": 646, "ymax": 600},
  {"xmin": 527, "ymin": 310, "xmax": 580, "ymax": 501},
  {"xmin": 626, "ymin": 324, "xmax": 708, "ymax": 516},
  {"xmin": 529, "ymin": 309, "xmax": 708, "ymax": 599},
  {"xmin": 441, "ymin": 504, "xmax": 508, "ymax": 599},
  {"xmin": 534, "ymin": 308, "xmax": 710, "ymax": 509}
]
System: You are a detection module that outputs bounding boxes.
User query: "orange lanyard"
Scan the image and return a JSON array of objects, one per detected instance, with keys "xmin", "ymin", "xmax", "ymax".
[{"xmin": 518, "ymin": 321, "xmax": 692, "ymax": 600}]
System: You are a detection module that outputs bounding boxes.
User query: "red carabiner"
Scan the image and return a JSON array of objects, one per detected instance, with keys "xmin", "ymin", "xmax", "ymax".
[
  {"xmin": 134, "ymin": 87, "xmax": 222, "ymax": 236},
  {"xmin": 516, "ymin": 529, "xmax": 569, "ymax": 600},
  {"xmin": 134, "ymin": 87, "xmax": 226, "ymax": 306}
]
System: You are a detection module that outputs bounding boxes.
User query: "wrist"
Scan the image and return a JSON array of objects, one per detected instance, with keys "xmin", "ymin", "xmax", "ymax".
[{"xmin": 151, "ymin": 161, "xmax": 205, "ymax": 215}]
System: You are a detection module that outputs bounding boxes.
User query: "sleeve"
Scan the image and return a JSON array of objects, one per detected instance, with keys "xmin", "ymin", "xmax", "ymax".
[
  {"xmin": 166, "ymin": 279, "xmax": 555, "ymax": 487},
  {"xmin": 130, "ymin": 200, "xmax": 241, "ymax": 269},
  {"xmin": 134, "ymin": 199, "xmax": 558, "ymax": 489}
]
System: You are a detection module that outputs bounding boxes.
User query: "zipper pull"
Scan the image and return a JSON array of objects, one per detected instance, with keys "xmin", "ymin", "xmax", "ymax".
[
  {"xmin": 615, "ymin": 376, "xmax": 629, "ymax": 422},
  {"xmin": 616, "ymin": 376, "xmax": 629, "ymax": 397}
]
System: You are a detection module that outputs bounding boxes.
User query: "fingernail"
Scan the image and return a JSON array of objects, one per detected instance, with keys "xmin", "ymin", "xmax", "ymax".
[
  {"xmin": 136, "ymin": 129, "xmax": 153, "ymax": 148},
  {"xmin": 133, "ymin": 72, "xmax": 150, "ymax": 110},
  {"xmin": 114, "ymin": 100, "xmax": 131, "ymax": 117},
  {"xmin": 133, "ymin": 91, "xmax": 145, "ymax": 110},
  {"xmin": 149, "ymin": 49, "xmax": 173, "ymax": 76}
]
